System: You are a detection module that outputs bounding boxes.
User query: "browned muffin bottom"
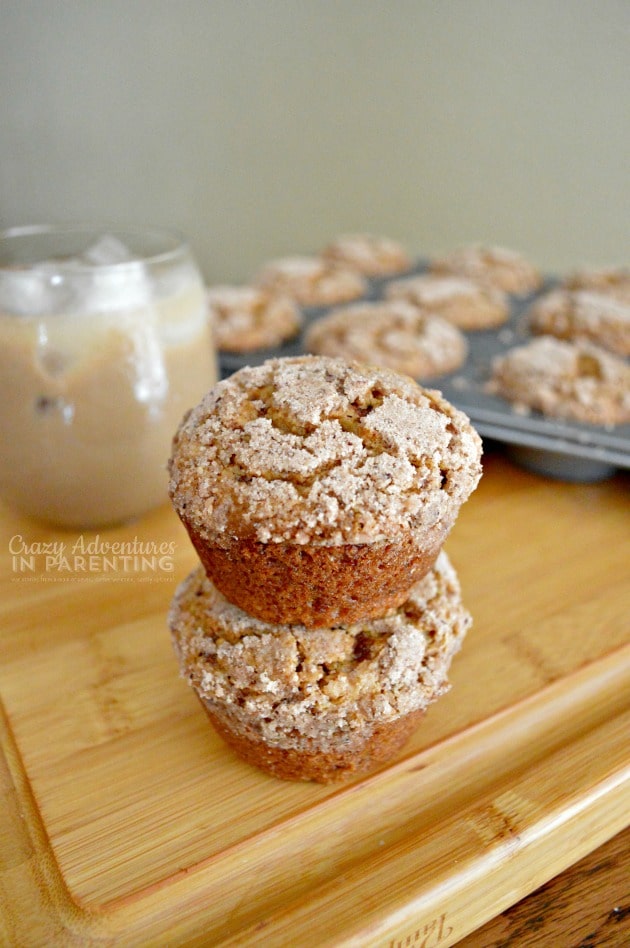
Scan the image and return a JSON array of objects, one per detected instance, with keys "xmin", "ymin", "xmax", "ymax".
[
  {"xmin": 169, "ymin": 551, "xmax": 471, "ymax": 782},
  {"xmin": 489, "ymin": 335, "xmax": 630, "ymax": 425},
  {"xmin": 430, "ymin": 243, "xmax": 542, "ymax": 296},
  {"xmin": 254, "ymin": 255, "xmax": 368, "ymax": 307},
  {"xmin": 168, "ymin": 356, "xmax": 482, "ymax": 626},
  {"xmin": 528, "ymin": 287, "xmax": 630, "ymax": 357},
  {"xmin": 304, "ymin": 300, "xmax": 468, "ymax": 380},
  {"xmin": 201, "ymin": 703, "xmax": 426, "ymax": 782},
  {"xmin": 206, "ymin": 284, "xmax": 302, "ymax": 352},
  {"xmin": 189, "ymin": 522, "xmax": 448, "ymax": 629},
  {"xmin": 321, "ymin": 233, "xmax": 412, "ymax": 277},
  {"xmin": 385, "ymin": 274, "xmax": 509, "ymax": 330}
]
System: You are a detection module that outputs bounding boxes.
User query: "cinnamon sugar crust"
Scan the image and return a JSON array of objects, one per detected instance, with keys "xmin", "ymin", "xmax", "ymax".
[
  {"xmin": 528, "ymin": 288, "xmax": 630, "ymax": 358},
  {"xmin": 168, "ymin": 355, "xmax": 482, "ymax": 548},
  {"xmin": 255, "ymin": 255, "xmax": 367, "ymax": 307},
  {"xmin": 304, "ymin": 300, "xmax": 468, "ymax": 380},
  {"xmin": 170, "ymin": 551, "xmax": 471, "ymax": 781},
  {"xmin": 430, "ymin": 244, "xmax": 542, "ymax": 296},
  {"xmin": 321, "ymin": 233, "xmax": 412, "ymax": 277},
  {"xmin": 206, "ymin": 284, "xmax": 301, "ymax": 352},
  {"xmin": 562, "ymin": 266, "xmax": 630, "ymax": 304},
  {"xmin": 385, "ymin": 274, "xmax": 509, "ymax": 330},
  {"xmin": 489, "ymin": 335, "xmax": 630, "ymax": 425}
]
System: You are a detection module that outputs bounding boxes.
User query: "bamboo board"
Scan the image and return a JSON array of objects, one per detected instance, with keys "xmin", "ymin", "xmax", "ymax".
[{"xmin": 1, "ymin": 452, "xmax": 629, "ymax": 947}]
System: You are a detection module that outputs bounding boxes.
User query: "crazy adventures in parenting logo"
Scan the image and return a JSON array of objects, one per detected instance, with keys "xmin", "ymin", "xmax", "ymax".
[{"xmin": 9, "ymin": 533, "xmax": 177, "ymax": 582}]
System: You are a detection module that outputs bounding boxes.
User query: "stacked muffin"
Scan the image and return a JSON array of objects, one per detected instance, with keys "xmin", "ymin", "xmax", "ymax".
[{"xmin": 167, "ymin": 355, "xmax": 482, "ymax": 782}]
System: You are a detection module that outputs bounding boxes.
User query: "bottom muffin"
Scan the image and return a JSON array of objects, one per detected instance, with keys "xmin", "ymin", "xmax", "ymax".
[{"xmin": 169, "ymin": 551, "xmax": 471, "ymax": 783}]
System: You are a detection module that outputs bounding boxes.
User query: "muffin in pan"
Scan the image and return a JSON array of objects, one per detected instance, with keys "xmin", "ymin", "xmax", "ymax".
[
  {"xmin": 321, "ymin": 233, "xmax": 412, "ymax": 277},
  {"xmin": 207, "ymin": 284, "xmax": 302, "ymax": 352},
  {"xmin": 430, "ymin": 243, "xmax": 542, "ymax": 296},
  {"xmin": 562, "ymin": 265, "xmax": 630, "ymax": 304},
  {"xmin": 168, "ymin": 355, "xmax": 482, "ymax": 627},
  {"xmin": 304, "ymin": 299, "xmax": 468, "ymax": 380},
  {"xmin": 488, "ymin": 335, "xmax": 630, "ymax": 426},
  {"xmin": 385, "ymin": 274, "xmax": 509, "ymax": 330},
  {"xmin": 255, "ymin": 255, "xmax": 367, "ymax": 307},
  {"xmin": 169, "ymin": 551, "xmax": 471, "ymax": 783},
  {"xmin": 528, "ymin": 287, "xmax": 630, "ymax": 357}
]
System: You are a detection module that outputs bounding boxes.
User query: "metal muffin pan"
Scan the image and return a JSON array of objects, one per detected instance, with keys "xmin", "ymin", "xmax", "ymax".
[{"xmin": 218, "ymin": 263, "xmax": 630, "ymax": 482}]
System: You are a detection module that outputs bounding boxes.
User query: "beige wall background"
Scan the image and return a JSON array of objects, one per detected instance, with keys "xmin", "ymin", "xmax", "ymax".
[{"xmin": 1, "ymin": 1, "xmax": 628, "ymax": 283}]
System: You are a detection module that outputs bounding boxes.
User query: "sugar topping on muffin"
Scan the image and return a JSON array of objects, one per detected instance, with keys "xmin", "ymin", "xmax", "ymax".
[
  {"xmin": 385, "ymin": 273, "xmax": 509, "ymax": 329},
  {"xmin": 305, "ymin": 299, "xmax": 468, "ymax": 379},
  {"xmin": 168, "ymin": 355, "xmax": 483, "ymax": 547},
  {"xmin": 528, "ymin": 287, "xmax": 630, "ymax": 357},
  {"xmin": 489, "ymin": 335, "xmax": 630, "ymax": 426},
  {"xmin": 321, "ymin": 233, "xmax": 412, "ymax": 276},
  {"xmin": 207, "ymin": 284, "xmax": 302, "ymax": 352},
  {"xmin": 255, "ymin": 255, "xmax": 367, "ymax": 307},
  {"xmin": 562, "ymin": 266, "xmax": 630, "ymax": 303},
  {"xmin": 430, "ymin": 243, "xmax": 542, "ymax": 296}
]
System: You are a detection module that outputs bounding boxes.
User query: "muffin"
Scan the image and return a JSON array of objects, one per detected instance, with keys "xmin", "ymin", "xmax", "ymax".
[
  {"xmin": 489, "ymin": 335, "xmax": 630, "ymax": 426},
  {"xmin": 255, "ymin": 255, "xmax": 367, "ymax": 307},
  {"xmin": 206, "ymin": 284, "xmax": 302, "ymax": 352},
  {"xmin": 169, "ymin": 551, "xmax": 471, "ymax": 783},
  {"xmin": 528, "ymin": 288, "xmax": 630, "ymax": 357},
  {"xmin": 430, "ymin": 243, "xmax": 542, "ymax": 296},
  {"xmin": 305, "ymin": 299, "xmax": 468, "ymax": 380},
  {"xmin": 562, "ymin": 266, "xmax": 630, "ymax": 304},
  {"xmin": 385, "ymin": 274, "xmax": 509, "ymax": 330},
  {"xmin": 321, "ymin": 233, "xmax": 412, "ymax": 277},
  {"xmin": 168, "ymin": 356, "xmax": 482, "ymax": 627}
]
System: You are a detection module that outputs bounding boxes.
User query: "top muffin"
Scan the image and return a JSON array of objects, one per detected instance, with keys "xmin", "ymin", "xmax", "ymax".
[{"xmin": 168, "ymin": 355, "xmax": 483, "ymax": 548}]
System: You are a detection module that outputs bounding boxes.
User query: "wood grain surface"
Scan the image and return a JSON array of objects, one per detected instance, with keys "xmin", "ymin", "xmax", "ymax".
[
  {"xmin": 0, "ymin": 449, "xmax": 628, "ymax": 946},
  {"xmin": 462, "ymin": 825, "xmax": 630, "ymax": 947}
]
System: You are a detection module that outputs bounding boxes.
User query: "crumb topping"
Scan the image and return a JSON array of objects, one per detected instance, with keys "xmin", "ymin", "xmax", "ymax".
[
  {"xmin": 384, "ymin": 274, "xmax": 508, "ymax": 330},
  {"xmin": 206, "ymin": 284, "xmax": 301, "ymax": 352},
  {"xmin": 529, "ymin": 288, "xmax": 630, "ymax": 357},
  {"xmin": 170, "ymin": 551, "xmax": 470, "ymax": 747},
  {"xmin": 305, "ymin": 300, "xmax": 467, "ymax": 378},
  {"xmin": 489, "ymin": 335, "xmax": 630, "ymax": 425},
  {"xmin": 388, "ymin": 275, "xmax": 485, "ymax": 304},
  {"xmin": 168, "ymin": 356, "xmax": 482, "ymax": 545},
  {"xmin": 321, "ymin": 233, "xmax": 411, "ymax": 276},
  {"xmin": 255, "ymin": 255, "xmax": 367, "ymax": 307},
  {"xmin": 431, "ymin": 243, "xmax": 541, "ymax": 295},
  {"xmin": 563, "ymin": 266, "xmax": 630, "ymax": 303}
]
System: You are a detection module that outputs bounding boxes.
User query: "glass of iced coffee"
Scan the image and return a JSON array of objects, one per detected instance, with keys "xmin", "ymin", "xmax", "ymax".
[{"xmin": 0, "ymin": 225, "xmax": 217, "ymax": 528}]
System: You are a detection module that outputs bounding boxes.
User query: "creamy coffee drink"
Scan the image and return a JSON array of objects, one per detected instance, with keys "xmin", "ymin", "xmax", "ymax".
[{"xmin": 0, "ymin": 228, "xmax": 216, "ymax": 527}]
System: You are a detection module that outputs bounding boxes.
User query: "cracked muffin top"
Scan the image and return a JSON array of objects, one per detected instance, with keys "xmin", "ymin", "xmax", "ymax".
[
  {"xmin": 321, "ymin": 233, "xmax": 412, "ymax": 276},
  {"xmin": 562, "ymin": 266, "xmax": 630, "ymax": 304},
  {"xmin": 489, "ymin": 336, "xmax": 630, "ymax": 425},
  {"xmin": 304, "ymin": 299, "xmax": 468, "ymax": 380},
  {"xmin": 206, "ymin": 284, "xmax": 302, "ymax": 352},
  {"xmin": 169, "ymin": 551, "xmax": 471, "ymax": 746},
  {"xmin": 385, "ymin": 273, "xmax": 509, "ymax": 329},
  {"xmin": 255, "ymin": 255, "xmax": 367, "ymax": 307},
  {"xmin": 430, "ymin": 243, "xmax": 542, "ymax": 296},
  {"xmin": 168, "ymin": 355, "xmax": 482, "ymax": 546},
  {"xmin": 528, "ymin": 287, "xmax": 630, "ymax": 357}
]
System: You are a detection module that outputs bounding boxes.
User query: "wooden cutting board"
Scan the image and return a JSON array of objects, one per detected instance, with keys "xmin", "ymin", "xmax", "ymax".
[{"xmin": 1, "ymin": 451, "xmax": 629, "ymax": 947}]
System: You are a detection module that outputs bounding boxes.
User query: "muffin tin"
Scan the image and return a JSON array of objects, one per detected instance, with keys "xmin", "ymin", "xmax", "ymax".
[{"xmin": 218, "ymin": 262, "xmax": 630, "ymax": 482}]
